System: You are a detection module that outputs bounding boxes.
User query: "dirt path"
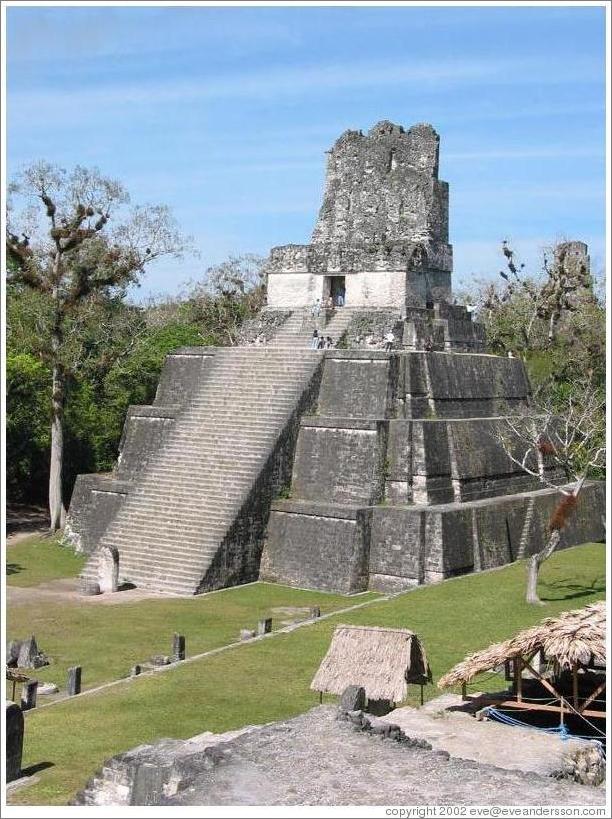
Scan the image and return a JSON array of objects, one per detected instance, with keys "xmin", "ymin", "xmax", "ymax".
[{"xmin": 7, "ymin": 577, "xmax": 181, "ymax": 606}]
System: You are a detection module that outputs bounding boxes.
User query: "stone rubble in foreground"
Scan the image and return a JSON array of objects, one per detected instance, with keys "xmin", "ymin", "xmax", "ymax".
[{"xmin": 74, "ymin": 705, "xmax": 605, "ymax": 807}]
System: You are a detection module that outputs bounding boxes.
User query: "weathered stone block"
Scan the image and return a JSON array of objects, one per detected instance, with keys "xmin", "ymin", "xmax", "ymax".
[
  {"xmin": 21, "ymin": 679, "xmax": 38, "ymax": 711},
  {"xmin": 5, "ymin": 702, "xmax": 24, "ymax": 783},
  {"xmin": 256, "ymin": 619, "xmax": 272, "ymax": 636},
  {"xmin": 340, "ymin": 685, "xmax": 366, "ymax": 712},
  {"xmin": 318, "ymin": 353, "xmax": 394, "ymax": 418},
  {"xmin": 291, "ymin": 418, "xmax": 387, "ymax": 505},
  {"xmin": 263, "ymin": 502, "xmax": 371, "ymax": 594},
  {"xmin": 67, "ymin": 666, "xmax": 82, "ymax": 696},
  {"xmin": 172, "ymin": 633, "xmax": 186, "ymax": 662}
]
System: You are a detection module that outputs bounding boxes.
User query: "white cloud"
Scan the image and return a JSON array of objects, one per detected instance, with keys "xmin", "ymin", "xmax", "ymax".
[{"xmin": 9, "ymin": 54, "xmax": 603, "ymax": 117}]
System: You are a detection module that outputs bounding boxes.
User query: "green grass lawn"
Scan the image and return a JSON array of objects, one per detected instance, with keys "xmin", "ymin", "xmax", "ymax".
[
  {"xmin": 7, "ymin": 538, "xmax": 379, "ymax": 691},
  {"xmin": 6, "ymin": 535, "xmax": 86, "ymax": 587},
  {"xmin": 12, "ymin": 542, "xmax": 605, "ymax": 806}
]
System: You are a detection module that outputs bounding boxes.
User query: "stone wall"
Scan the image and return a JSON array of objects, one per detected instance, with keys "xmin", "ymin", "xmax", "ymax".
[
  {"xmin": 311, "ymin": 121, "xmax": 449, "ymax": 253},
  {"xmin": 262, "ymin": 349, "xmax": 606, "ymax": 595},
  {"xmin": 261, "ymin": 502, "xmax": 371, "ymax": 593},
  {"xmin": 64, "ymin": 476, "xmax": 130, "ymax": 554},
  {"xmin": 291, "ymin": 418, "xmax": 388, "ymax": 505},
  {"xmin": 265, "ymin": 119, "xmax": 457, "ymax": 313},
  {"xmin": 318, "ymin": 351, "xmax": 398, "ymax": 418}
]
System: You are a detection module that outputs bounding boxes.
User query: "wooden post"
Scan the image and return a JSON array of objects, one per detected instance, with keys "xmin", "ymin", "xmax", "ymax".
[
  {"xmin": 420, "ymin": 684, "xmax": 424, "ymax": 706},
  {"xmin": 461, "ymin": 682, "xmax": 467, "ymax": 701},
  {"xmin": 319, "ymin": 691, "xmax": 323, "ymax": 704},
  {"xmin": 516, "ymin": 656, "xmax": 523, "ymax": 703},
  {"xmin": 572, "ymin": 664, "xmax": 579, "ymax": 709}
]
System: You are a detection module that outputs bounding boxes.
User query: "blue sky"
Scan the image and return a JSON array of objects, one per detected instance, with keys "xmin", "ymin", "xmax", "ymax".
[{"xmin": 6, "ymin": 4, "xmax": 606, "ymax": 299}]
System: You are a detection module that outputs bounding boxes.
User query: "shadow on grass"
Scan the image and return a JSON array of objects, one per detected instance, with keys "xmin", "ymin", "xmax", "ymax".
[
  {"xmin": 539, "ymin": 575, "xmax": 605, "ymax": 602},
  {"xmin": 6, "ymin": 563, "xmax": 24, "ymax": 576},
  {"xmin": 20, "ymin": 761, "xmax": 55, "ymax": 777}
]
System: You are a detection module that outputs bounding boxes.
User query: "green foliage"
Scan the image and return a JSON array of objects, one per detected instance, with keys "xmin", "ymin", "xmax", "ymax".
[
  {"xmin": 6, "ymin": 255, "xmax": 266, "ymax": 505},
  {"xmin": 6, "ymin": 353, "xmax": 51, "ymax": 502}
]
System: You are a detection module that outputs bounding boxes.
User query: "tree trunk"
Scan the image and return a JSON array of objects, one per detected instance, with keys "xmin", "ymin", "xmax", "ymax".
[
  {"xmin": 526, "ymin": 529, "xmax": 561, "ymax": 605},
  {"xmin": 49, "ymin": 360, "xmax": 66, "ymax": 531},
  {"xmin": 525, "ymin": 477, "xmax": 585, "ymax": 605},
  {"xmin": 49, "ymin": 273, "xmax": 66, "ymax": 532}
]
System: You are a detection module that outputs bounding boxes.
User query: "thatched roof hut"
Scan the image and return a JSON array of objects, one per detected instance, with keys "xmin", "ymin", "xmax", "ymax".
[
  {"xmin": 311, "ymin": 624, "xmax": 431, "ymax": 703},
  {"xmin": 438, "ymin": 601, "xmax": 606, "ymax": 690}
]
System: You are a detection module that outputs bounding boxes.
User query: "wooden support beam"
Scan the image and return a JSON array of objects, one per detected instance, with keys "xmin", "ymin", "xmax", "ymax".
[
  {"xmin": 578, "ymin": 680, "xmax": 606, "ymax": 714},
  {"xmin": 462, "ymin": 694, "xmax": 605, "ymax": 720},
  {"xmin": 521, "ymin": 658, "xmax": 564, "ymax": 702},
  {"xmin": 572, "ymin": 664, "xmax": 579, "ymax": 709}
]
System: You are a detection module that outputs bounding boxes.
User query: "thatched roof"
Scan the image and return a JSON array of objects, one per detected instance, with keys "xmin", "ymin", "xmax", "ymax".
[
  {"xmin": 311, "ymin": 624, "xmax": 431, "ymax": 702},
  {"xmin": 438, "ymin": 601, "xmax": 606, "ymax": 689}
]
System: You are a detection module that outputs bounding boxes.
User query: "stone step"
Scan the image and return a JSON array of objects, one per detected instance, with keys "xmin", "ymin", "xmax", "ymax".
[
  {"xmin": 106, "ymin": 540, "xmax": 223, "ymax": 559},
  {"xmin": 128, "ymin": 478, "xmax": 258, "ymax": 494},
  {"xmin": 81, "ymin": 344, "xmax": 322, "ymax": 594},
  {"xmin": 105, "ymin": 523, "xmax": 231, "ymax": 542}
]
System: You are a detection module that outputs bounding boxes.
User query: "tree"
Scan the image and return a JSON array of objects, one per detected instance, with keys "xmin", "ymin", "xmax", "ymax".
[
  {"xmin": 478, "ymin": 240, "xmax": 598, "ymax": 359},
  {"xmin": 497, "ymin": 377, "xmax": 605, "ymax": 605},
  {"xmin": 182, "ymin": 254, "xmax": 267, "ymax": 345},
  {"xmin": 6, "ymin": 162, "xmax": 185, "ymax": 530}
]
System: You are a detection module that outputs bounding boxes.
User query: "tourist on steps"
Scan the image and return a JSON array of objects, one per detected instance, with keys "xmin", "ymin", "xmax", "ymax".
[
  {"xmin": 311, "ymin": 299, "xmax": 321, "ymax": 319},
  {"xmin": 384, "ymin": 331, "xmax": 395, "ymax": 352},
  {"xmin": 311, "ymin": 329, "xmax": 320, "ymax": 350}
]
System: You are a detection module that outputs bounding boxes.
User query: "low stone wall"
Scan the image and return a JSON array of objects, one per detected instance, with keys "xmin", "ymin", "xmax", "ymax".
[
  {"xmin": 292, "ymin": 418, "xmax": 388, "ymax": 506},
  {"xmin": 368, "ymin": 482, "xmax": 606, "ymax": 592},
  {"xmin": 63, "ymin": 476, "xmax": 130, "ymax": 555},
  {"xmin": 342, "ymin": 310, "xmax": 404, "ymax": 350},
  {"xmin": 261, "ymin": 501, "xmax": 372, "ymax": 594}
]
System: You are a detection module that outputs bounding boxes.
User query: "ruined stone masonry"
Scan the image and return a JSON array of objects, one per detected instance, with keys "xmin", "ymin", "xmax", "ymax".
[{"xmin": 66, "ymin": 120, "xmax": 605, "ymax": 595}]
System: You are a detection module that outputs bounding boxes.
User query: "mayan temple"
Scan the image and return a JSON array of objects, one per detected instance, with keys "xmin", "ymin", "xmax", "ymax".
[{"xmin": 66, "ymin": 120, "xmax": 605, "ymax": 595}]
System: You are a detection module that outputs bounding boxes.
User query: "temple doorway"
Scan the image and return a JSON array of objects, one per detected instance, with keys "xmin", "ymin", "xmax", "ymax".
[{"xmin": 328, "ymin": 276, "xmax": 346, "ymax": 307}]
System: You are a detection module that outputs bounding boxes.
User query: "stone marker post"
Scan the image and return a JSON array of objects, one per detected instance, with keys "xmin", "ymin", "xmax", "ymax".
[
  {"xmin": 172, "ymin": 633, "xmax": 186, "ymax": 661},
  {"xmin": 257, "ymin": 618, "xmax": 272, "ymax": 636},
  {"xmin": 310, "ymin": 607, "xmax": 321, "ymax": 619},
  {"xmin": 17, "ymin": 635, "xmax": 39, "ymax": 668},
  {"xmin": 6, "ymin": 702, "xmax": 24, "ymax": 782},
  {"xmin": 21, "ymin": 679, "xmax": 38, "ymax": 711},
  {"xmin": 67, "ymin": 665, "xmax": 82, "ymax": 696},
  {"xmin": 340, "ymin": 684, "xmax": 366, "ymax": 712}
]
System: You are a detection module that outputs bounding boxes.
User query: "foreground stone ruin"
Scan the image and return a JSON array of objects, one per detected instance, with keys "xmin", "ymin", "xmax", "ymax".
[
  {"xmin": 73, "ymin": 705, "xmax": 605, "ymax": 806},
  {"xmin": 66, "ymin": 120, "xmax": 605, "ymax": 595}
]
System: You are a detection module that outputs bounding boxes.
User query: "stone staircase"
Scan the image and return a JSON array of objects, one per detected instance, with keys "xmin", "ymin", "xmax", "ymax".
[
  {"xmin": 322, "ymin": 308, "xmax": 354, "ymax": 345},
  {"xmin": 269, "ymin": 308, "xmax": 353, "ymax": 348},
  {"xmin": 81, "ymin": 347, "xmax": 323, "ymax": 595},
  {"xmin": 267, "ymin": 310, "xmax": 315, "ymax": 347}
]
